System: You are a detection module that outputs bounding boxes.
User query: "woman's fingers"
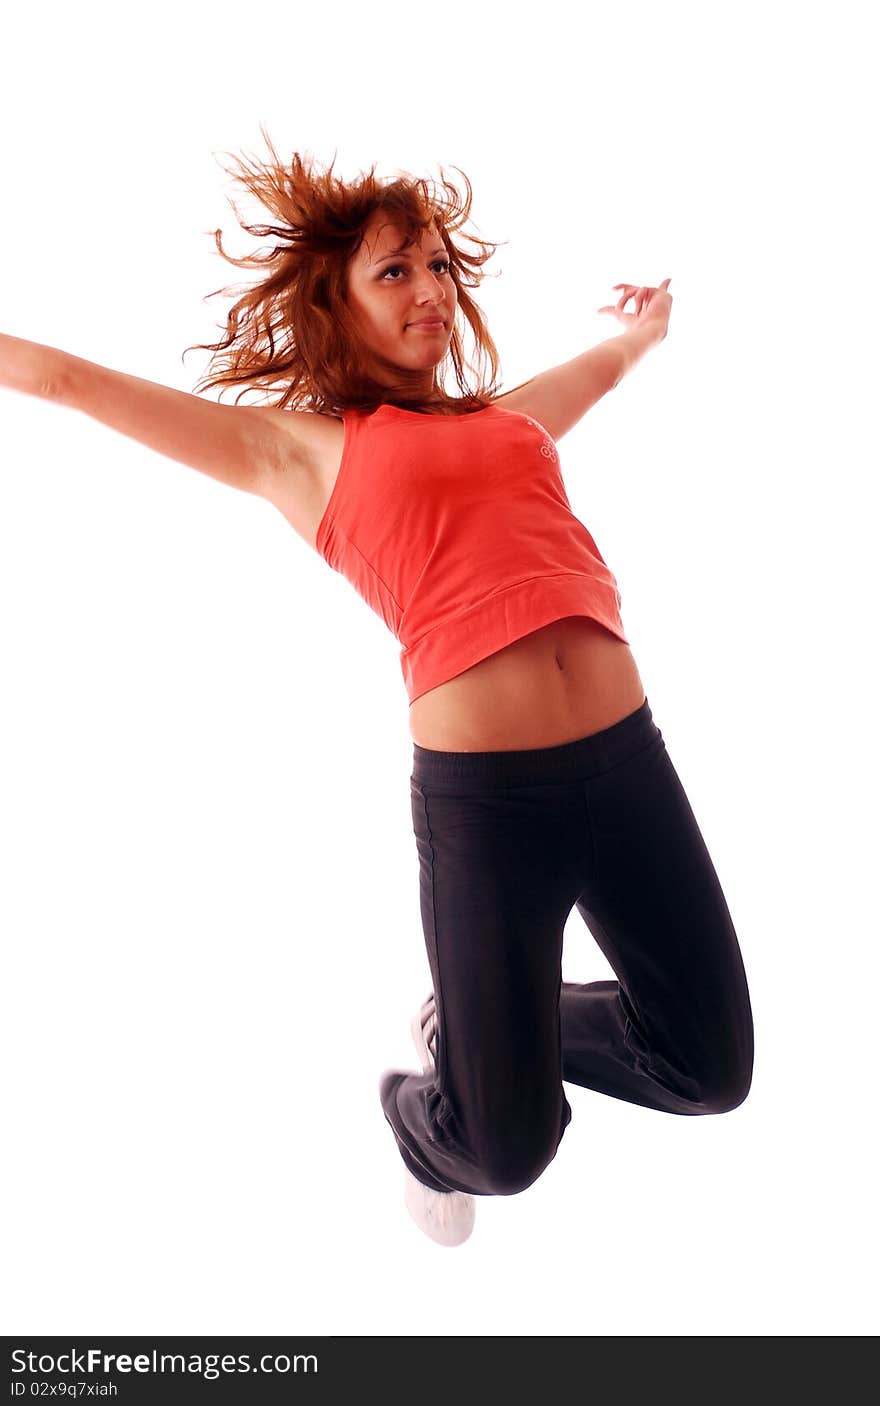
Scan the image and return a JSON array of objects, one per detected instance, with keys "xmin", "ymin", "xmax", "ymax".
[{"xmin": 601, "ymin": 280, "xmax": 672, "ymax": 320}]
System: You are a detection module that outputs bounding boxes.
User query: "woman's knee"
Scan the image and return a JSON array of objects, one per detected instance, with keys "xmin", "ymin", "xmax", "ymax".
[
  {"xmin": 478, "ymin": 1141, "xmax": 557, "ymax": 1196},
  {"xmin": 698, "ymin": 1055, "xmax": 753, "ymax": 1114}
]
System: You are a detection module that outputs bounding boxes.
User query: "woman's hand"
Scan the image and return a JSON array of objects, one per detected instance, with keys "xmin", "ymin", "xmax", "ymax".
[{"xmin": 597, "ymin": 279, "xmax": 672, "ymax": 339}]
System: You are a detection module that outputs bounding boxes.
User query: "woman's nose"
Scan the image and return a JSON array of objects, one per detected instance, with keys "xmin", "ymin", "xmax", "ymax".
[
  {"xmin": 416, "ymin": 286, "xmax": 446, "ymax": 310},
  {"xmin": 415, "ymin": 271, "xmax": 446, "ymax": 297}
]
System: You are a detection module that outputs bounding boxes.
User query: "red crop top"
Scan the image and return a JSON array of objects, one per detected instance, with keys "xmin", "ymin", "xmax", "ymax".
[{"xmin": 315, "ymin": 403, "xmax": 629, "ymax": 706}]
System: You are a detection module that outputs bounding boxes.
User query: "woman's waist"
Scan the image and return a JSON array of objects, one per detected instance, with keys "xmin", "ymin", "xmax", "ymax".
[{"xmin": 408, "ymin": 615, "xmax": 646, "ymax": 752}]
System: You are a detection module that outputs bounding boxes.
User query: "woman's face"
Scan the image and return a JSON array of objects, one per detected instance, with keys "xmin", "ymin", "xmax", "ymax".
[{"xmin": 345, "ymin": 209, "xmax": 457, "ymax": 387}]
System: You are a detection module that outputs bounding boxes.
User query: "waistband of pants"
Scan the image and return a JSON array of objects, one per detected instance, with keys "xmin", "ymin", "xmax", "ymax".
[{"xmin": 411, "ymin": 694, "xmax": 660, "ymax": 787}]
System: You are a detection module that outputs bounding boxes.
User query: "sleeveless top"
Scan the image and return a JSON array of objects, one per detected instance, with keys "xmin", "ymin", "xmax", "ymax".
[{"xmin": 315, "ymin": 403, "xmax": 629, "ymax": 706}]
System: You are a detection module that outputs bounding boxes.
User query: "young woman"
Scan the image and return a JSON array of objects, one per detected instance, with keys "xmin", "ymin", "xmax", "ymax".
[{"xmin": 1, "ymin": 138, "xmax": 754, "ymax": 1249}]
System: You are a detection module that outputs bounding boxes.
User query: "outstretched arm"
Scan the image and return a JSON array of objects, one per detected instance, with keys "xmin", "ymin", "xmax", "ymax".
[
  {"xmin": 0, "ymin": 331, "xmax": 288, "ymax": 498},
  {"xmin": 0, "ymin": 331, "xmax": 70, "ymax": 401},
  {"xmin": 493, "ymin": 281, "xmax": 672, "ymax": 441},
  {"xmin": 614, "ymin": 319, "xmax": 668, "ymax": 380},
  {"xmin": 493, "ymin": 322, "xmax": 665, "ymax": 442}
]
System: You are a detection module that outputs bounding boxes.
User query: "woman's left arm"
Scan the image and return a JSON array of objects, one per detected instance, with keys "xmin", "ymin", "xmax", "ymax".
[
  {"xmin": 614, "ymin": 318, "xmax": 667, "ymax": 381},
  {"xmin": 491, "ymin": 281, "xmax": 672, "ymax": 441}
]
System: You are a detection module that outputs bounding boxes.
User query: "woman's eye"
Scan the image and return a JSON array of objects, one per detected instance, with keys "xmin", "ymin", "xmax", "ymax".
[{"xmin": 381, "ymin": 260, "xmax": 451, "ymax": 281}]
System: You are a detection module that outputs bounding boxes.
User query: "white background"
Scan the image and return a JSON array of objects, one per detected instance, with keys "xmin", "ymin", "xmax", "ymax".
[{"xmin": 1, "ymin": 0, "xmax": 876, "ymax": 1337}]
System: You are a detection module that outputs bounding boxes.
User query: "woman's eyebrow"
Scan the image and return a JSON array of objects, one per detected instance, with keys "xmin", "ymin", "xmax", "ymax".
[{"xmin": 374, "ymin": 246, "xmax": 447, "ymax": 263}]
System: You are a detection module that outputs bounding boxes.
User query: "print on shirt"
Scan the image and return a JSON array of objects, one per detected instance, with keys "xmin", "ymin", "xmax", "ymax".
[{"xmin": 522, "ymin": 415, "xmax": 558, "ymax": 462}]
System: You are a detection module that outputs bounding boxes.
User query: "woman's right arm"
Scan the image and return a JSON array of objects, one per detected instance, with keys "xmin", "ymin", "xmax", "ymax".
[
  {"xmin": 0, "ymin": 331, "xmax": 308, "ymax": 500},
  {"xmin": 0, "ymin": 331, "xmax": 70, "ymax": 401}
]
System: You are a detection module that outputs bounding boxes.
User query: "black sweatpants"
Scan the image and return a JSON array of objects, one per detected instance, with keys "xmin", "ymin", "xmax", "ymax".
[{"xmin": 379, "ymin": 696, "xmax": 754, "ymax": 1197}]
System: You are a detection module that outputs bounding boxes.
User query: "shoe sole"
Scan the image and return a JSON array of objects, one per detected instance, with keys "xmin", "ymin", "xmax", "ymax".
[{"xmin": 411, "ymin": 994, "xmax": 436, "ymax": 1074}]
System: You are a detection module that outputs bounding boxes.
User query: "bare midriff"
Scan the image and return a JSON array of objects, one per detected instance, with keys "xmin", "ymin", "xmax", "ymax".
[{"xmin": 408, "ymin": 614, "xmax": 647, "ymax": 752}]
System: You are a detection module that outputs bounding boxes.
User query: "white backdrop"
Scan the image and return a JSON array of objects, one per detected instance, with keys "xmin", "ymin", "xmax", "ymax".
[{"xmin": 1, "ymin": 0, "xmax": 875, "ymax": 1337}]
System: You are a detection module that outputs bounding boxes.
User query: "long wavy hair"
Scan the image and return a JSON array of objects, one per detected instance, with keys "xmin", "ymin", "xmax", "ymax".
[{"xmin": 182, "ymin": 127, "xmax": 509, "ymax": 417}]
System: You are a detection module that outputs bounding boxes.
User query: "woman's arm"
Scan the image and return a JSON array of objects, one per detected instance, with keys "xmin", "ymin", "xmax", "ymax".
[
  {"xmin": 0, "ymin": 331, "xmax": 70, "ymax": 400},
  {"xmin": 490, "ymin": 325, "xmax": 664, "ymax": 443},
  {"xmin": 615, "ymin": 321, "xmax": 666, "ymax": 380},
  {"xmin": 0, "ymin": 331, "xmax": 291, "ymax": 498}
]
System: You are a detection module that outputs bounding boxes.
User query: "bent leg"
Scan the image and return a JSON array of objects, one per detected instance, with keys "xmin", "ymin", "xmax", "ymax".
[
  {"xmin": 381, "ymin": 778, "xmax": 583, "ymax": 1196},
  {"xmin": 562, "ymin": 730, "xmax": 754, "ymax": 1115}
]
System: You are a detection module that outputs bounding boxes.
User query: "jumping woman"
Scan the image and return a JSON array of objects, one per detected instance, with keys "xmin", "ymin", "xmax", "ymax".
[{"xmin": 1, "ymin": 135, "xmax": 754, "ymax": 1248}]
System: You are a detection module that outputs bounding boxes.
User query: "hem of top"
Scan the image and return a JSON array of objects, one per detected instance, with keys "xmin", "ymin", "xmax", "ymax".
[{"xmin": 403, "ymin": 574, "xmax": 628, "ymax": 706}]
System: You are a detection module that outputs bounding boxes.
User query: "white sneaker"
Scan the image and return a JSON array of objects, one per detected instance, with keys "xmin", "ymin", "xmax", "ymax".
[
  {"xmin": 410, "ymin": 991, "xmax": 438, "ymax": 1074},
  {"xmin": 403, "ymin": 992, "xmax": 476, "ymax": 1247},
  {"xmin": 402, "ymin": 1164, "xmax": 476, "ymax": 1246}
]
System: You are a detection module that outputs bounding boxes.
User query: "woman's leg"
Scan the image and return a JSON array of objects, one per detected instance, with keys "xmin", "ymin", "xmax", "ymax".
[
  {"xmin": 561, "ymin": 709, "xmax": 754, "ymax": 1115},
  {"xmin": 380, "ymin": 769, "xmax": 586, "ymax": 1198}
]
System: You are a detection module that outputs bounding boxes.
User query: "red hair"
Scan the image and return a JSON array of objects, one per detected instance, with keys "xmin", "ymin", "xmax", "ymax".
[{"xmin": 183, "ymin": 126, "xmax": 508, "ymax": 416}]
